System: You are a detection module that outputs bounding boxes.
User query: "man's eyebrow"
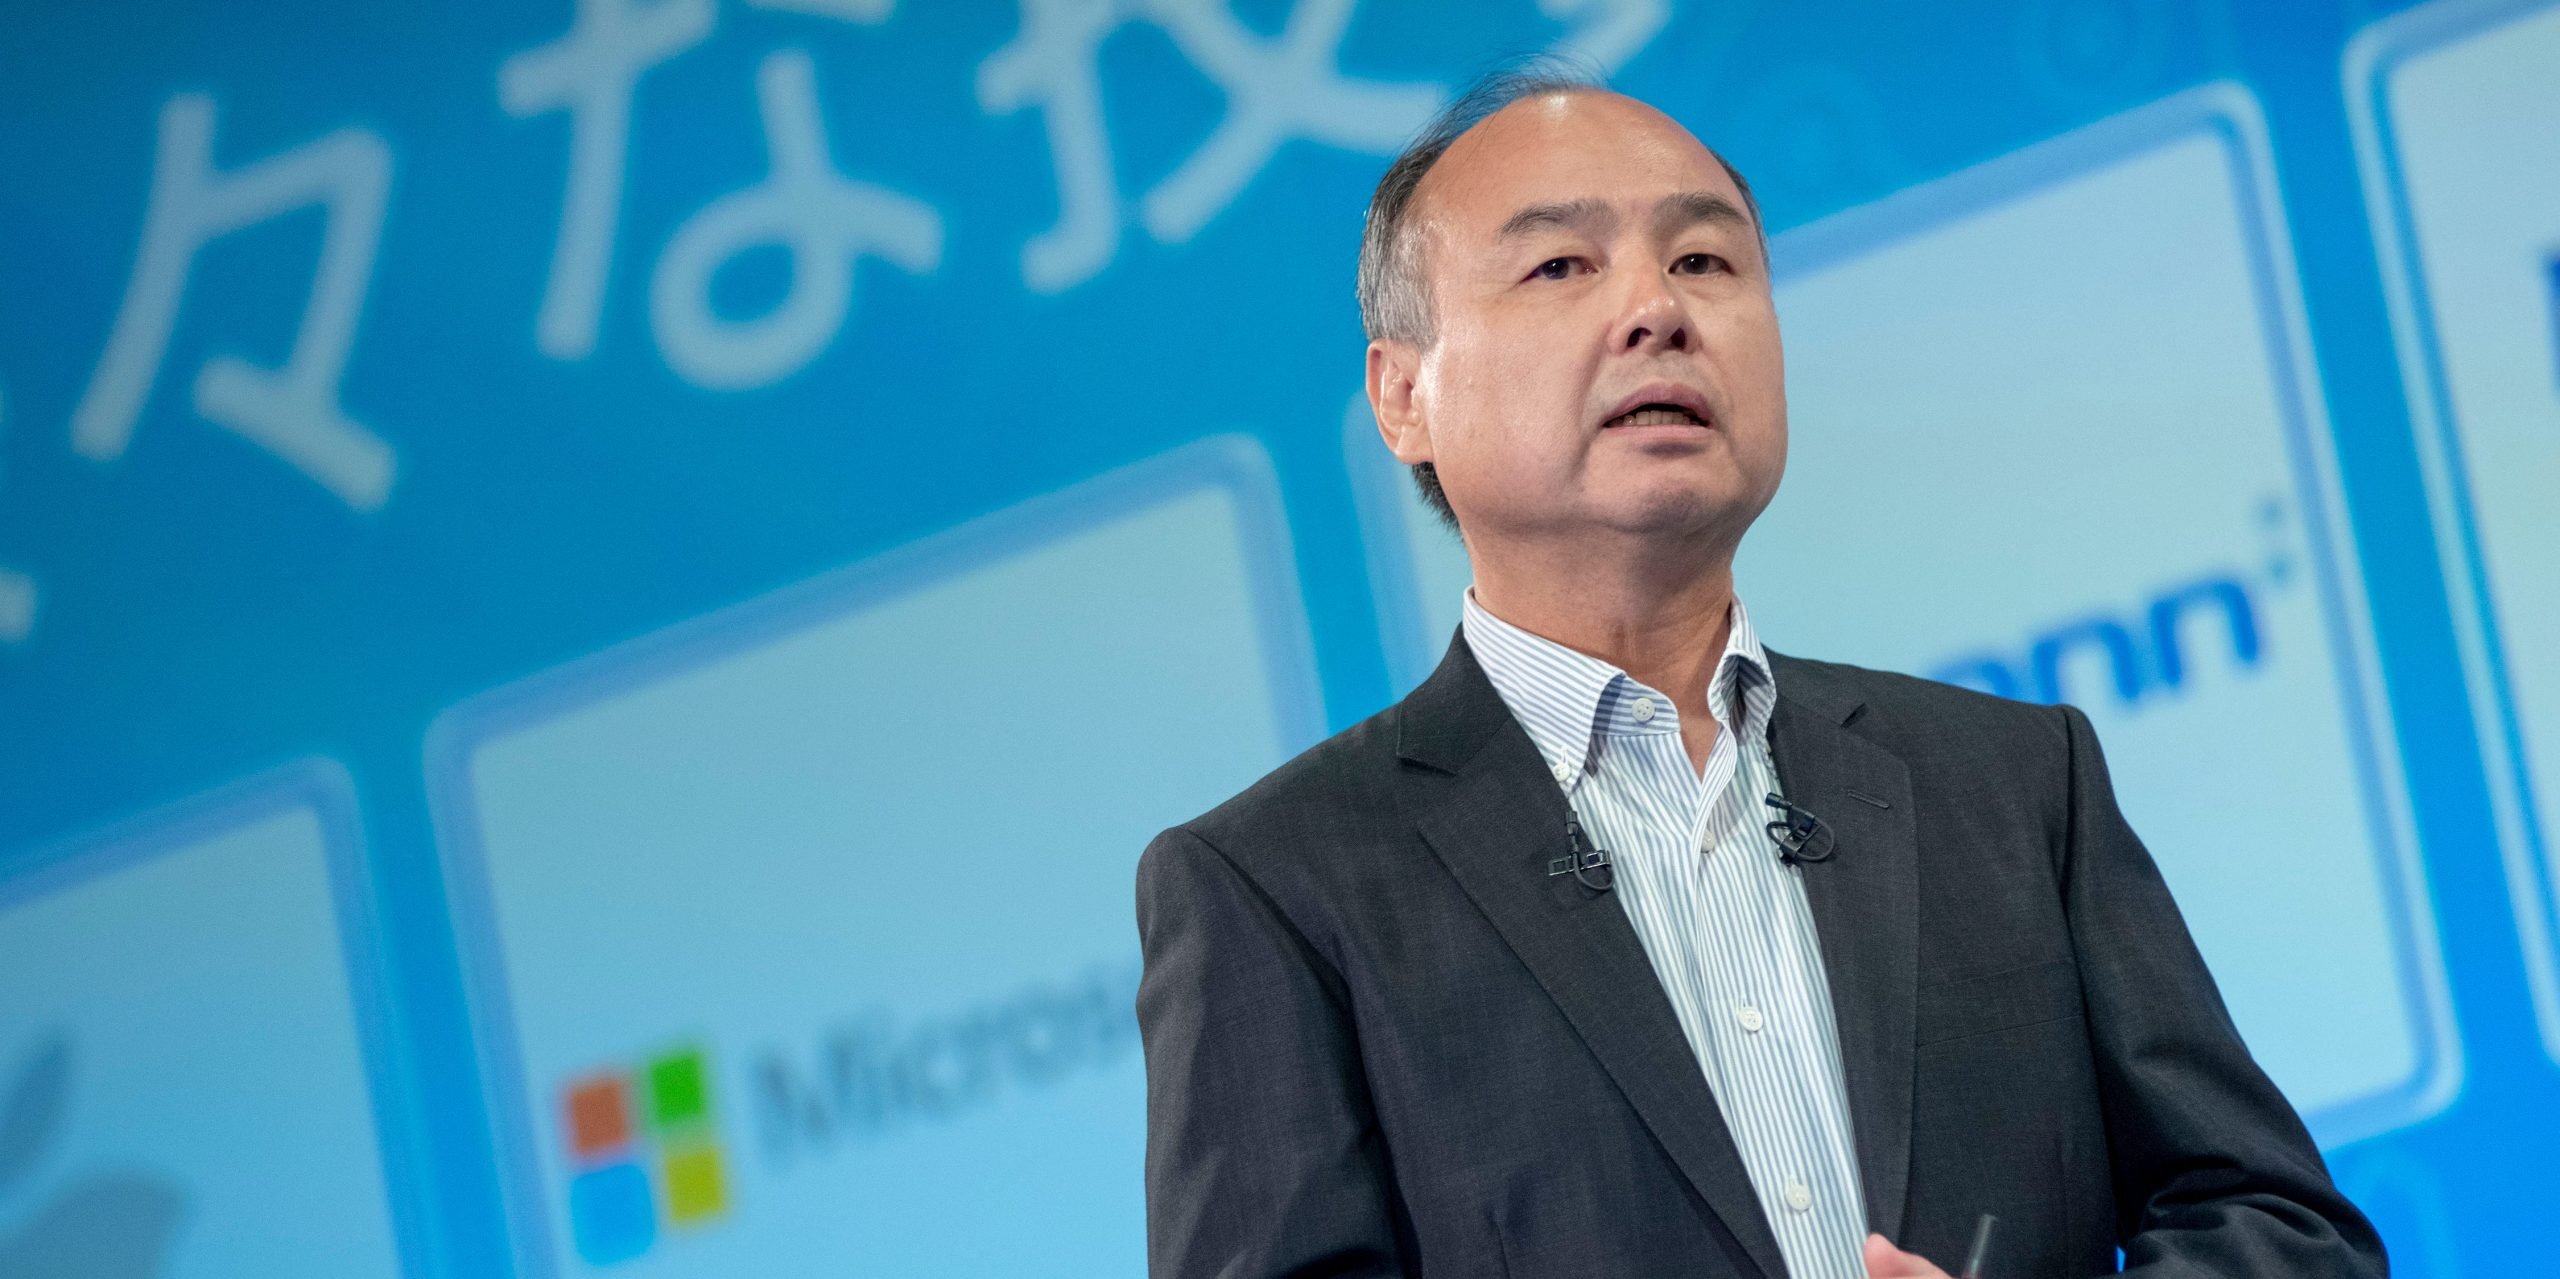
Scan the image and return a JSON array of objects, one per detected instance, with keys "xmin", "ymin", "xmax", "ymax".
[
  {"xmin": 1652, "ymin": 190, "xmax": 1752, "ymax": 239},
  {"xmin": 1491, "ymin": 193, "xmax": 1752, "ymax": 245},
  {"xmin": 1495, "ymin": 197, "xmax": 1617, "ymax": 240}
]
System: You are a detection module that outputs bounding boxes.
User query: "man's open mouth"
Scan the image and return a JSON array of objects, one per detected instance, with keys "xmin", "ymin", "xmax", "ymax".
[{"xmin": 1604, "ymin": 403, "xmax": 1710, "ymax": 428}]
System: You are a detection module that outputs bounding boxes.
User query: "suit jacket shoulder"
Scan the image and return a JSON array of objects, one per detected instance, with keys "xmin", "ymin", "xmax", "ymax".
[
  {"xmin": 1769, "ymin": 650, "xmax": 2078, "ymax": 834},
  {"xmin": 1770, "ymin": 650, "xmax": 2063, "ymax": 763},
  {"xmin": 1143, "ymin": 697, "xmax": 1431, "ymax": 975}
]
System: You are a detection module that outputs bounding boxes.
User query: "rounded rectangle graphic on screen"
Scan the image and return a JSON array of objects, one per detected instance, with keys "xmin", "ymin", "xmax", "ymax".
[
  {"xmin": 1352, "ymin": 83, "xmax": 2457, "ymax": 1148},
  {"xmin": 2347, "ymin": 0, "xmax": 2560, "ymax": 1069},
  {"xmin": 0, "ymin": 759, "xmax": 419, "ymax": 1278},
  {"xmin": 426, "ymin": 436, "xmax": 1321, "ymax": 1277}
]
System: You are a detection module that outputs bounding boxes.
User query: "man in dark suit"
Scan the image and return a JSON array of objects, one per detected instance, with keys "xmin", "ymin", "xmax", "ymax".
[{"xmin": 1135, "ymin": 68, "xmax": 2384, "ymax": 1278}]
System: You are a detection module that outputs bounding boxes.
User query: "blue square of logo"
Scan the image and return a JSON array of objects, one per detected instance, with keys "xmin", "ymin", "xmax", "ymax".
[{"xmin": 570, "ymin": 1161, "xmax": 657, "ymax": 1265}]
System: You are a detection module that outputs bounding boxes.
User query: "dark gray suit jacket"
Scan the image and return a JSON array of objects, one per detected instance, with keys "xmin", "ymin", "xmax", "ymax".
[{"xmin": 1136, "ymin": 635, "xmax": 2385, "ymax": 1277}]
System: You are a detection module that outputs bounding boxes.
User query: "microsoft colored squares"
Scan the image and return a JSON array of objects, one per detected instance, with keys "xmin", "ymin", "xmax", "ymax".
[{"xmin": 560, "ymin": 1045, "xmax": 728, "ymax": 1265}]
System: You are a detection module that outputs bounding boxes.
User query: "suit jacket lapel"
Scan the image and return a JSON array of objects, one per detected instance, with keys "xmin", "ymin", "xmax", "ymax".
[
  {"xmin": 1398, "ymin": 637, "xmax": 1790, "ymax": 1279},
  {"xmin": 1767, "ymin": 654, "xmax": 1920, "ymax": 1242}
]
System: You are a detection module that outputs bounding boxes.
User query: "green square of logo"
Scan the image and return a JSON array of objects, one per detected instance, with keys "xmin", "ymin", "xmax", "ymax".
[{"xmin": 646, "ymin": 1047, "xmax": 710, "ymax": 1133}]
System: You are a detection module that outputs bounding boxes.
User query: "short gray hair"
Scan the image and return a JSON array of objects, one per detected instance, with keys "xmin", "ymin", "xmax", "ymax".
[{"xmin": 1356, "ymin": 62, "xmax": 1763, "ymax": 530}]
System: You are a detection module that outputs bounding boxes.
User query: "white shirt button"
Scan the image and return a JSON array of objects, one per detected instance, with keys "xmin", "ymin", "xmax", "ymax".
[
  {"xmin": 1736, "ymin": 1004, "xmax": 1764, "ymax": 1034},
  {"xmin": 1551, "ymin": 762, "xmax": 1575, "ymax": 784},
  {"xmin": 1784, "ymin": 1180, "xmax": 1812, "ymax": 1212},
  {"xmin": 1631, "ymin": 696, "xmax": 1657, "ymax": 722}
]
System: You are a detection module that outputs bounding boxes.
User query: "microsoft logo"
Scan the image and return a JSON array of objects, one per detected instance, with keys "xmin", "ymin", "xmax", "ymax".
[{"xmin": 559, "ymin": 1044, "xmax": 730, "ymax": 1265}]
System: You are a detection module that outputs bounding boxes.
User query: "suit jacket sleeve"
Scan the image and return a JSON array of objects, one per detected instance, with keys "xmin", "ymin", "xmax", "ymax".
[
  {"xmin": 1136, "ymin": 824, "xmax": 1408, "ymax": 1278},
  {"xmin": 2058, "ymin": 703, "xmax": 2389, "ymax": 1275}
]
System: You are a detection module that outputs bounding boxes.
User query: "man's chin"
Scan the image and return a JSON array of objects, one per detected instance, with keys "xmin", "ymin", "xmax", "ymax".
[
  {"xmin": 1589, "ymin": 488, "xmax": 1758, "ymax": 543},
  {"xmin": 1451, "ymin": 473, "xmax": 1771, "ymax": 546}
]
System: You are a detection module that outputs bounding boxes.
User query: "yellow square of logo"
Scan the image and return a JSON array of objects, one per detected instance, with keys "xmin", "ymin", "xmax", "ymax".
[{"xmin": 662, "ymin": 1141, "xmax": 728, "ymax": 1224}]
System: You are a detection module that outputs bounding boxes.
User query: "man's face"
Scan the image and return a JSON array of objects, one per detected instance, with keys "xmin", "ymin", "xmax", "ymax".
[{"xmin": 1372, "ymin": 91, "xmax": 1786, "ymax": 550}]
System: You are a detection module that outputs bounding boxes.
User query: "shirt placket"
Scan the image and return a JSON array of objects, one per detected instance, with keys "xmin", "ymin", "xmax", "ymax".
[{"xmin": 1685, "ymin": 708, "xmax": 1769, "ymax": 1114}]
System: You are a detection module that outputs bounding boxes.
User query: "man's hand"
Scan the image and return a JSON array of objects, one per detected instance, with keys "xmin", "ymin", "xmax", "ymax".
[{"xmin": 1863, "ymin": 1232, "xmax": 1954, "ymax": 1278}]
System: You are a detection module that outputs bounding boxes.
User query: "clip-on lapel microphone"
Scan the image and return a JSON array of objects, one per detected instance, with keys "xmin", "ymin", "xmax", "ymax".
[{"xmin": 1547, "ymin": 812, "xmax": 1614, "ymax": 891}]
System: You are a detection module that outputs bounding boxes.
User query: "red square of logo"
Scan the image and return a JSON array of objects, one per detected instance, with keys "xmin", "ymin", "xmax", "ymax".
[{"xmin": 565, "ymin": 1073, "xmax": 634, "ymax": 1159}]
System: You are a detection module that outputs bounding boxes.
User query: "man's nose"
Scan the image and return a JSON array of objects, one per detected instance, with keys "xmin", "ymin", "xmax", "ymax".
[{"xmin": 1615, "ymin": 283, "xmax": 1692, "ymax": 353}]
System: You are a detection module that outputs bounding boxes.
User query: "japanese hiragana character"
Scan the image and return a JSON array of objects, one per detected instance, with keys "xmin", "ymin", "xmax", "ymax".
[
  {"xmin": 649, "ymin": 48, "xmax": 943, "ymax": 389},
  {"xmin": 69, "ymin": 95, "xmax": 398, "ymax": 511}
]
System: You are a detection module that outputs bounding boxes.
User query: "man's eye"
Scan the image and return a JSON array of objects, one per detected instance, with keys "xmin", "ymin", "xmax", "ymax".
[
  {"xmin": 1529, "ymin": 257, "xmax": 1579, "ymax": 281},
  {"xmin": 1675, "ymin": 252, "xmax": 1730, "ymax": 275}
]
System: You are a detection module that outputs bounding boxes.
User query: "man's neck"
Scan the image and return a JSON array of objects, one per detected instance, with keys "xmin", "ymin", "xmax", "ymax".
[{"xmin": 1468, "ymin": 536, "xmax": 1739, "ymax": 723}]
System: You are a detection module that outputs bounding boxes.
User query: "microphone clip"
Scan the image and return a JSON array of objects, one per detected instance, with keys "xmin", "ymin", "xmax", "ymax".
[
  {"xmin": 1763, "ymin": 792, "xmax": 1836, "ymax": 866},
  {"xmin": 1547, "ymin": 813, "xmax": 1615, "ymax": 891}
]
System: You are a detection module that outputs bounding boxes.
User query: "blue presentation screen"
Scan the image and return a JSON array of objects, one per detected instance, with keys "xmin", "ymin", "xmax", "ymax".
[{"xmin": 0, "ymin": 0, "xmax": 2554, "ymax": 1275}]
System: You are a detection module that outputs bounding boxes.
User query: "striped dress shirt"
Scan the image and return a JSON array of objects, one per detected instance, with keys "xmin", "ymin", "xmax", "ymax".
[{"xmin": 1461, "ymin": 591, "xmax": 1868, "ymax": 1279}]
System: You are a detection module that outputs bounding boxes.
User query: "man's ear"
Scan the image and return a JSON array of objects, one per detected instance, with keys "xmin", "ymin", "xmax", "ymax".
[{"xmin": 1366, "ymin": 339, "xmax": 1431, "ymax": 464}]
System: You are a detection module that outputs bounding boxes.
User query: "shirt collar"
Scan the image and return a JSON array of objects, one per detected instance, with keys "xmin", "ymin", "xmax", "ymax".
[{"xmin": 1460, "ymin": 588, "xmax": 1779, "ymax": 789}]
